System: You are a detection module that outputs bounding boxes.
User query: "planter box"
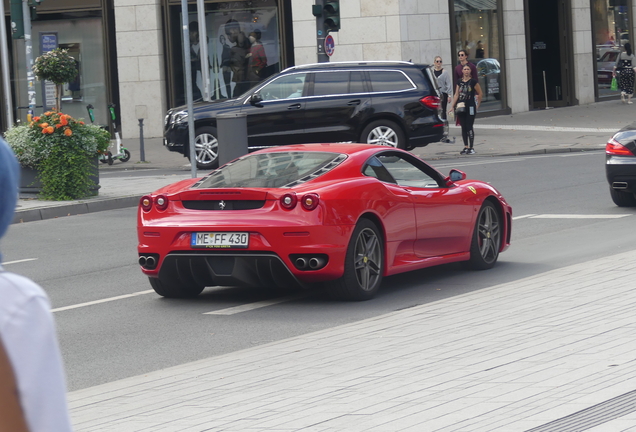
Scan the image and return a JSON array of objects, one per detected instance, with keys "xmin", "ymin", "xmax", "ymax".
[{"xmin": 19, "ymin": 158, "xmax": 100, "ymax": 196}]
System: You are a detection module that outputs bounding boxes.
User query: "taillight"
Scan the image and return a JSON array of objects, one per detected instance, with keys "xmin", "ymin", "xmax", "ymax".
[
  {"xmin": 155, "ymin": 195, "xmax": 169, "ymax": 211},
  {"xmin": 301, "ymin": 193, "xmax": 319, "ymax": 211},
  {"xmin": 280, "ymin": 192, "xmax": 297, "ymax": 210},
  {"xmin": 420, "ymin": 95, "xmax": 440, "ymax": 110},
  {"xmin": 606, "ymin": 138, "xmax": 634, "ymax": 156},
  {"xmin": 140, "ymin": 195, "xmax": 153, "ymax": 212}
]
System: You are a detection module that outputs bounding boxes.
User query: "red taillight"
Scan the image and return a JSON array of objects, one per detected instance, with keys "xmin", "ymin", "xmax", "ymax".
[
  {"xmin": 301, "ymin": 193, "xmax": 319, "ymax": 211},
  {"xmin": 280, "ymin": 192, "xmax": 298, "ymax": 210},
  {"xmin": 420, "ymin": 95, "xmax": 440, "ymax": 110},
  {"xmin": 140, "ymin": 195, "xmax": 153, "ymax": 212},
  {"xmin": 155, "ymin": 195, "xmax": 169, "ymax": 211},
  {"xmin": 606, "ymin": 138, "xmax": 634, "ymax": 156}
]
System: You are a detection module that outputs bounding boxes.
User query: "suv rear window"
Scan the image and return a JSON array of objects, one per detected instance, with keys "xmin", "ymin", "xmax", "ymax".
[
  {"xmin": 368, "ymin": 70, "xmax": 414, "ymax": 92},
  {"xmin": 313, "ymin": 71, "xmax": 367, "ymax": 96}
]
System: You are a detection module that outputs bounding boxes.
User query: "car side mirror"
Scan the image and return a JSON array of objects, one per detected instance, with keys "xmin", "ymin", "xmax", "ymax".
[
  {"xmin": 446, "ymin": 169, "xmax": 466, "ymax": 185},
  {"xmin": 250, "ymin": 92, "xmax": 263, "ymax": 107}
]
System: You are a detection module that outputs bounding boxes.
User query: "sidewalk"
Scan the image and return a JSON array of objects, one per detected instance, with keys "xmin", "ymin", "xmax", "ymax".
[
  {"xmin": 68, "ymin": 250, "xmax": 636, "ymax": 431},
  {"xmin": 14, "ymin": 99, "xmax": 628, "ymax": 223}
]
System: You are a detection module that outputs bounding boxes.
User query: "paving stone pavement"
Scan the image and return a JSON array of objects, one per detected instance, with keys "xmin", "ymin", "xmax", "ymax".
[{"xmin": 68, "ymin": 250, "xmax": 636, "ymax": 432}]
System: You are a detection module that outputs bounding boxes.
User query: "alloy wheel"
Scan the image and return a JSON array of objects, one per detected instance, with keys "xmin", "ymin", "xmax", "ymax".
[
  {"xmin": 353, "ymin": 227, "xmax": 382, "ymax": 291},
  {"xmin": 367, "ymin": 126, "xmax": 398, "ymax": 147},
  {"xmin": 477, "ymin": 205, "xmax": 501, "ymax": 264},
  {"xmin": 194, "ymin": 133, "xmax": 219, "ymax": 165}
]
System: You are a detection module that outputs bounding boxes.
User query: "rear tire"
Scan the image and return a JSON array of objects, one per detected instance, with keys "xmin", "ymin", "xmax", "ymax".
[
  {"xmin": 191, "ymin": 126, "xmax": 219, "ymax": 170},
  {"xmin": 468, "ymin": 201, "xmax": 501, "ymax": 270},
  {"xmin": 360, "ymin": 120, "xmax": 406, "ymax": 150},
  {"xmin": 610, "ymin": 187, "xmax": 636, "ymax": 207},
  {"xmin": 120, "ymin": 148, "xmax": 131, "ymax": 162},
  {"xmin": 327, "ymin": 219, "xmax": 384, "ymax": 301},
  {"xmin": 148, "ymin": 277, "xmax": 204, "ymax": 298}
]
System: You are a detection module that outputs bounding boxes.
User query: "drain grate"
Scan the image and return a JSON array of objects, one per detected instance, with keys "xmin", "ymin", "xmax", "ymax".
[{"xmin": 526, "ymin": 389, "xmax": 636, "ymax": 432}]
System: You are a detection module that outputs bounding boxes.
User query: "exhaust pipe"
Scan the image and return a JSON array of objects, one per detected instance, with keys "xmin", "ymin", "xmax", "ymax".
[
  {"xmin": 146, "ymin": 256, "xmax": 156, "ymax": 268},
  {"xmin": 308, "ymin": 256, "xmax": 326, "ymax": 270},
  {"xmin": 613, "ymin": 182, "xmax": 628, "ymax": 190},
  {"xmin": 138, "ymin": 256, "xmax": 147, "ymax": 266},
  {"xmin": 295, "ymin": 257, "xmax": 308, "ymax": 269}
]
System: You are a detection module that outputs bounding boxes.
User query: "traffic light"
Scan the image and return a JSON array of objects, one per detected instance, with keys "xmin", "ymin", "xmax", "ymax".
[
  {"xmin": 10, "ymin": 0, "xmax": 24, "ymax": 39},
  {"xmin": 323, "ymin": 1, "xmax": 340, "ymax": 32}
]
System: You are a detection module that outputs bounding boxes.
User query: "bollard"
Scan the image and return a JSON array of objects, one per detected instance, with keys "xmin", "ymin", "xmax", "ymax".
[
  {"xmin": 217, "ymin": 112, "xmax": 248, "ymax": 166},
  {"xmin": 138, "ymin": 118, "xmax": 146, "ymax": 162}
]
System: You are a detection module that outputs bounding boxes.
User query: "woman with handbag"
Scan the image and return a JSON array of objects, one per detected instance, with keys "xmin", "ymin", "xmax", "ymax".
[
  {"xmin": 613, "ymin": 42, "xmax": 636, "ymax": 104},
  {"xmin": 449, "ymin": 64, "xmax": 482, "ymax": 154}
]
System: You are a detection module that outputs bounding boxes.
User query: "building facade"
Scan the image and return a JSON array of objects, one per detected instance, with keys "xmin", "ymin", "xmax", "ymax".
[{"xmin": 2, "ymin": 0, "xmax": 635, "ymax": 138}]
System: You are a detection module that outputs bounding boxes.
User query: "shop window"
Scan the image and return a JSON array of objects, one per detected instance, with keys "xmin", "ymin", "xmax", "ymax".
[
  {"xmin": 452, "ymin": 0, "xmax": 503, "ymax": 111},
  {"xmin": 171, "ymin": 1, "xmax": 282, "ymax": 105},
  {"xmin": 593, "ymin": 0, "xmax": 631, "ymax": 97}
]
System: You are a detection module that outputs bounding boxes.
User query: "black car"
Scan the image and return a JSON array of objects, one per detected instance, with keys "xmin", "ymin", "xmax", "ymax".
[
  {"xmin": 606, "ymin": 123, "xmax": 636, "ymax": 206},
  {"xmin": 164, "ymin": 61, "xmax": 444, "ymax": 169}
]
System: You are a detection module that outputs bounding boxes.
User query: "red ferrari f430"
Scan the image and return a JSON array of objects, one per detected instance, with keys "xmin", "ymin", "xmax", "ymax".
[{"xmin": 138, "ymin": 144, "xmax": 512, "ymax": 300}]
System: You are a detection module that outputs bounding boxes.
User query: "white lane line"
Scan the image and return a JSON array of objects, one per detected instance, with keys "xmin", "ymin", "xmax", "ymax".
[
  {"xmin": 1, "ymin": 258, "xmax": 38, "ymax": 265},
  {"xmin": 51, "ymin": 290, "xmax": 155, "ymax": 313},
  {"xmin": 204, "ymin": 294, "xmax": 307, "ymax": 315},
  {"xmin": 514, "ymin": 214, "xmax": 631, "ymax": 220}
]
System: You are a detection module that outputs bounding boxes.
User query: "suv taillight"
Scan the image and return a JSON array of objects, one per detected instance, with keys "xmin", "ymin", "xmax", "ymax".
[
  {"xmin": 606, "ymin": 138, "xmax": 634, "ymax": 156},
  {"xmin": 420, "ymin": 95, "xmax": 440, "ymax": 110}
]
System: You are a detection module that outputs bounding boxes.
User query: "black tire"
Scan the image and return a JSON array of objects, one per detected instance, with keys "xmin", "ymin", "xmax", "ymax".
[
  {"xmin": 360, "ymin": 120, "xmax": 406, "ymax": 149},
  {"xmin": 191, "ymin": 126, "xmax": 219, "ymax": 170},
  {"xmin": 610, "ymin": 187, "xmax": 636, "ymax": 207},
  {"xmin": 468, "ymin": 200, "xmax": 502, "ymax": 270},
  {"xmin": 327, "ymin": 219, "xmax": 384, "ymax": 301},
  {"xmin": 120, "ymin": 148, "xmax": 131, "ymax": 163},
  {"xmin": 148, "ymin": 277, "xmax": 204, "ymax": 298}
]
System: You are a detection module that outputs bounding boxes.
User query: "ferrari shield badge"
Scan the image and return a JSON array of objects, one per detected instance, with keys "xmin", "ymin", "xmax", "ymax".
[{"xmin": 468, "ymin": 186, "xmax": 477, "ymax": 194}]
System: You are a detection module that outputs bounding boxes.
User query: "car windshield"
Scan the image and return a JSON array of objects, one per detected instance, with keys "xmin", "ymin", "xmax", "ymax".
[{"xmin": 196, "ymin": 151, "xmax": 347, "ymax": 189}]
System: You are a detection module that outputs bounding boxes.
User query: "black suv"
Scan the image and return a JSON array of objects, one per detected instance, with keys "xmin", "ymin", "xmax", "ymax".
[{"xmin": 164, "ymin": 61, "xmax": 444, "ymax": 169}]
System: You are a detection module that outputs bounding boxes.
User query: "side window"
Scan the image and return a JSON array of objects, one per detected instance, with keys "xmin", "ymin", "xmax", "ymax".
[
  {"xmin": 377, "ymin": 154, "xmax": 441, "ymax": 188},
  {"xmin": 369, "ymin": 71, "xmax": 414, "ymax": 92},
  {"xmin": 350, "ymin": 71, "xmax": 365, "ymax": 94},
  {"xmin": 363, "ymin": 156, "xmax": 396, "ymax": 183},
  {"xmin": 259, "ymin": 73, "xmax": 307, "ymax": 101},
  {"xmin": 313, "ymin": 71, "xmax": 350, "ymax": 96}
]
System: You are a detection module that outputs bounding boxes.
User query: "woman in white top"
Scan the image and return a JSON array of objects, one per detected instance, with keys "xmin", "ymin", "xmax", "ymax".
[{"xmin": 433, "ymin": 56, "xmax": 453, "ymax": 143}]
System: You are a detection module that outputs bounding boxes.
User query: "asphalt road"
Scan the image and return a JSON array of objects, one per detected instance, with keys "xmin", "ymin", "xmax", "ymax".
[{"xmin": 3, "ymin": 151, "xmax": 635, "ymax": 392}]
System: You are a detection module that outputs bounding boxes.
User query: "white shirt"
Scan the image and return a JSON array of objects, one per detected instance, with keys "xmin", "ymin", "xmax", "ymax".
[{"xmin": 0, "ymin": 268, "xmax": 73, "ymax": 432}]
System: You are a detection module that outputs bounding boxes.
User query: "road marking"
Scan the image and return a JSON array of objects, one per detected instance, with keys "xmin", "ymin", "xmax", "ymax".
[
  {"xmin": 514, "ymin": 214, "xmax": 631, "ymax": 220},
  {"xmin": 1, "ymin": 258, "xmax": 38, "ymax": 265},
  {"xmin": 51, "ymin": 290, "xmax": 155, "ymax": 313},
  {"xmin": 204, "ymin": 294, "xmax": 307, "ymax": 315}
]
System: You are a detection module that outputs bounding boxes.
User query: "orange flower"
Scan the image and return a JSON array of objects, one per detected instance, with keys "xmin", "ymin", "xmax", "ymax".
[
  {"xmin": 60, "ymin": 117, "xmax": 68, "ymax": 126},
  {"xmin": 56, "ymin": 124, "xmax": 63, "ymax": 129},
  {"xmin": 79, "ymin": 121, "xmax": 85, "ymax": 125},
  {"xmin": 40, "ymin": 122, "xmax": 49, "ymax": 128},
  {"xmin": 33, "ymin": 116, "xmax": 40, "ymax": 122},
  {"xmin": 44, "ymin": 111, "xmax": 52, "ymax": 116},
  {"xmin": 46, "ymin": 126, "xmax": 54, "ymax": 134},
  {"xmin": 63, "ymin": 128, "xmax": 73, "ymax": 137}
]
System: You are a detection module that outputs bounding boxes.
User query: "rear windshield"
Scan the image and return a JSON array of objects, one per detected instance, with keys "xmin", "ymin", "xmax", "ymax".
[{"xmin": 196, "ymin": 151, "xmax": 347, "ymax": 189}]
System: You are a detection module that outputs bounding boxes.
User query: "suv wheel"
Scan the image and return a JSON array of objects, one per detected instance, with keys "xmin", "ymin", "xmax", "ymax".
[
  {"xmin": 361, "ymin": 120, "xmax": 406, "ymax": 149},
  {"xmin": 190, "ymin": 126, "xmax": 219, "ymax": 170}
]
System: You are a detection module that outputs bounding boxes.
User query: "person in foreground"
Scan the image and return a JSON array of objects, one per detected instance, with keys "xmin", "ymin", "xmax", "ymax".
[
  {"xmin": 449, "ymin": 64, "xmax": 482, "ymax": 155},
  {"xmin": 0, "ymin": 138, "xmax": 74, "ymax": 431}
]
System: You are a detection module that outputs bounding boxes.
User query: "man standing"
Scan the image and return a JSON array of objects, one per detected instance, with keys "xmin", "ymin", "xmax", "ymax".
[
  {"xmin": 454, "ymin": 50, "xmax": 478, "ymax": 84},
  {"xmin": 0, "ymin": 139, "xmax": 74, "ymax": 432}
]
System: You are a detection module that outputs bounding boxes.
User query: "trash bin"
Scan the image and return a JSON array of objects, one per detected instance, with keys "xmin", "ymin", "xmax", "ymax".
[{"xmin": 217, "ymin": 112, "xmax": 248, "ymax": 166}]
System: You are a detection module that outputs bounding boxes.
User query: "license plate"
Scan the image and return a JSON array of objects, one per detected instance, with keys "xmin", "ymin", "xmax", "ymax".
[{"xmin": 191, "ymin": 232, "xmax": 249, "ymax": 248}]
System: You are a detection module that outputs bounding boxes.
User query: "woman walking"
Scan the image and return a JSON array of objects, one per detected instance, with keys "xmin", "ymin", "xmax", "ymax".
[
  {"xmin": 614, "ymin": 42, "xmax": 636, "ymax": 104},
  {"xmin": 433, "ymin": 56, "xmax": 453, "ymax": 143},
  {"xmin": 449, "ymin": 64, "xmax": 483, "ymax": 154}
]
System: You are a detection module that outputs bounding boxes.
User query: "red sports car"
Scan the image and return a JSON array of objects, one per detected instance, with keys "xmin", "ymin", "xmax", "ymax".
[{"xmin": 138, "ymin": 144, "xmax": 512, "ymax": 300}]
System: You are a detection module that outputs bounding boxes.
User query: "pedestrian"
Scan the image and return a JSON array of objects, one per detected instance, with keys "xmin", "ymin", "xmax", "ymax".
[
  {"xmin": 454, "ymin": 49, "xmax": 478, "ymax": 85},
  {"xmin": 0, "ymin": 138, "xmax": 74, "ymax": 432},
  {"xmin": 449, "ymin": 64, "xmax": 483, "ymax": 155},
  {"xmin": 613, "ymin": 42, "xmax": 636, "ymax": 104},
  {"xmin": 433, "ymin": 56, "xmax": 453, "ymax": 143}
]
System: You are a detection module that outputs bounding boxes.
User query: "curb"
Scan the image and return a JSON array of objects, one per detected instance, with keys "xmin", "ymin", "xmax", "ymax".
[{"xmin": 13, "ymin": 195, "xmax": 141, "ymax": 224}]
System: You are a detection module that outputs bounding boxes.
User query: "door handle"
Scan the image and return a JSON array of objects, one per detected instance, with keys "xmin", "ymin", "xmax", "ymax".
[
  {"xmin": 287, "ymin": 104, "xmax": 302, "ymax": 110},
  {"xmin": 347, "ymin": 100, "xmax": 361, "ymax": 106}
]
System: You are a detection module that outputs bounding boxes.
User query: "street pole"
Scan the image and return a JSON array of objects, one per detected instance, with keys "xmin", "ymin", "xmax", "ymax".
[
  {"xmin": 314, "ymin": 0, "xmax": 329, "ymax": 63},
  {"xmin": 22, "ymin": 0, "xmax": 35, "ymax": 122},
  {"xmin": 196, "ymin": 0, "xmax": 211, "ymax": 101},
  {"xmin": 181, "ymin": 0, "xmax": 197, "ymax": 178},
  {"xmin": 0, "ymin": 0, "xmax": 14, "ymax": 127}
]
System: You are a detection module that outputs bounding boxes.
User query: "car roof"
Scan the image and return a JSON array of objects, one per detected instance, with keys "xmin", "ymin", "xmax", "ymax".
[
  {"xmin": 282, "ymin": 61, "xmax": 429, "ymax": 72},
  {"xmin": 251, "ymin": 143, "xmax": 402, "ymax": 156}
]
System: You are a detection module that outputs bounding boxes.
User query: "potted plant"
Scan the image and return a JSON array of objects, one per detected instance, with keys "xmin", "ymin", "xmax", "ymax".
[
  {"xmin": 4, "ymin": 111, "xmax": 110, "ymax": 200},
  {"xmin": 32, "ymin": 48, "xmax": 78, "ymax": 111}
]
